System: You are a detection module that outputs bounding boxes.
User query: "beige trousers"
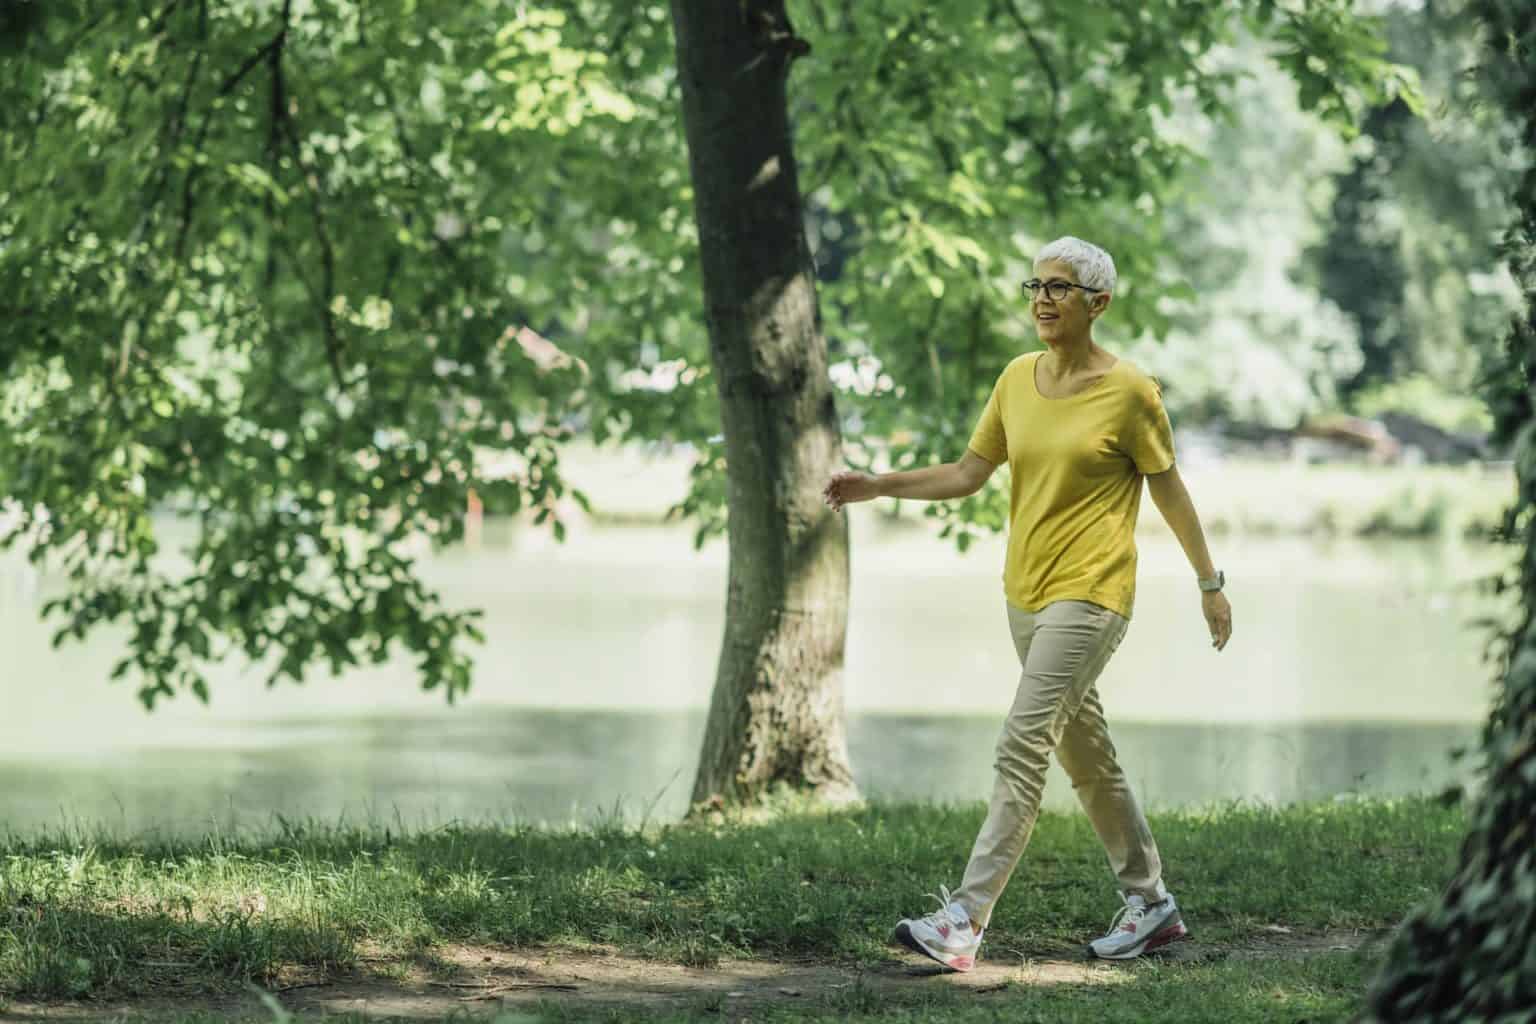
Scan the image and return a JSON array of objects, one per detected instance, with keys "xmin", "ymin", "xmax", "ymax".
[{"xmin": 954, "ymin": 599, "xmax": 1168, "ymax": 929}]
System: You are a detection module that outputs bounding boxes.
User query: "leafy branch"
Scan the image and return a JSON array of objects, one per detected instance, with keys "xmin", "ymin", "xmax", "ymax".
[
  {"xmin": 999, "ymin": 0, "xmax": 1063, "ymax": 216},
  {"xmin": 266, "ymin": 0, "xmax": 347, "ymax": 394}
]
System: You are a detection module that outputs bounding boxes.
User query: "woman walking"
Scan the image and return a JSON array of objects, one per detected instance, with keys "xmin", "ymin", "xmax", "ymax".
[{"xmin": 822, "ymin": 236, "xmax": 1233, "ymax": 971}]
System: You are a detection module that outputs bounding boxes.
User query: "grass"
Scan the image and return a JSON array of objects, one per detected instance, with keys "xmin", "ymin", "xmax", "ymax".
[{"xmin": 0, "ymin": 793, "xmax": 1470, "ymax": 1021}]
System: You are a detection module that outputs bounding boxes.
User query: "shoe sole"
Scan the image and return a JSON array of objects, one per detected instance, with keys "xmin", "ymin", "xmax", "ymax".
[
  {"xmin": 893, "ymin": 922, "xmax": 976, "ymax": 972},
  {"xmin": 1085, "ymin": 917, "xmax": 1190, "ymax": 960}
]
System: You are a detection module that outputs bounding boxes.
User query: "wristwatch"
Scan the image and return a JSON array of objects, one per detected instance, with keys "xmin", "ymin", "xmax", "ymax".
[{"xmin": 1198, "ymin": 570, "xmax": 1226, "ymax": 593}]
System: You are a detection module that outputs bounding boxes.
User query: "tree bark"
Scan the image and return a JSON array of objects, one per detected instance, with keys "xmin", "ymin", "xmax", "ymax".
[{"xmin": 668, "ymin": 0, "xmax": 858, "ymax": 810}]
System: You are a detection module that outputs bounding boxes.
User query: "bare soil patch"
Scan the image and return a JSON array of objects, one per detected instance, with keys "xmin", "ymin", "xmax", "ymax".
[{"xmin": 0, "ymin": 925, "xmax": 1397, "ymax": 1022}]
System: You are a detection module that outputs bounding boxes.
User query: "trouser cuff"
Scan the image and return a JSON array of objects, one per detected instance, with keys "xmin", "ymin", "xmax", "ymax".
[{"xmin": 1129, "ymin": 879, "xmax": 1170, "ymax": 903}]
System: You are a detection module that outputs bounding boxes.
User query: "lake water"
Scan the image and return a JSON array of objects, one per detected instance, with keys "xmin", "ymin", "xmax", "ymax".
[{"xmin": 0, "ymin": 507, "xmax": 1515, "ymax": 837}]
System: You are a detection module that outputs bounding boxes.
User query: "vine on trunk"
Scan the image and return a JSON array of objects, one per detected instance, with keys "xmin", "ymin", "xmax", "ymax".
[{"xmin": 1362, "ymin": 3, "xmax": 1536, "ymax": 1017}]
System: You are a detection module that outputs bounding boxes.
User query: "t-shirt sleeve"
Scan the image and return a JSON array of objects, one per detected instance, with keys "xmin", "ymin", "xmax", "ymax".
[
  {"xmin": 966, "ymin": 379, "xmax": 1008, "ymax": 466},
  {"xmin": 1123, "ymin": 374, "xmax": 1176, "ymax": 475}
]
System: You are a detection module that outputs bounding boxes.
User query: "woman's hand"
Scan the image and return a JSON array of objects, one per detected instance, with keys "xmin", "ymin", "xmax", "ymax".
[
  {"xmin": 1203, "ymin": 590, "xmax": 1232, "ymax": 651},
  {"xmin": 822, "ymin": 471, "xmax": 881, "ymax": 512}
]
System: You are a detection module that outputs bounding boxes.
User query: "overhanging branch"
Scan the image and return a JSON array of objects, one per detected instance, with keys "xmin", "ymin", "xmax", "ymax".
[
  {"xmin": 268, "ymin": 0, "xmax": 346, "ymax": 395},
  {"xmin": 1000, "ymin": 0, "xmax": 1064, "ymax": 216}
]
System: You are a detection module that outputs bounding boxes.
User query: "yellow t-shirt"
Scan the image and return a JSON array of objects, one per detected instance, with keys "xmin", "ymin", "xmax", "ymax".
[{"xmin": 966, "ymin": 350, "xmax": 1175, "ymax": 620}]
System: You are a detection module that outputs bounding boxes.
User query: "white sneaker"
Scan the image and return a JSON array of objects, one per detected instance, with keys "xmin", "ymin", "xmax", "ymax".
[
  {"xmin": 1086, "ymin": 890, "xmax": 1189, "ymax": 960},
  {"xmin": 892, "ymin": 885, "xmax": 983, "ymax": 972}
]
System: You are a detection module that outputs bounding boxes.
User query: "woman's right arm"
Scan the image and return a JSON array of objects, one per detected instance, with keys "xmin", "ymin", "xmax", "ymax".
[{"xmin": 823, "ymin": 450, "xmax": 997, "ymax": 511}]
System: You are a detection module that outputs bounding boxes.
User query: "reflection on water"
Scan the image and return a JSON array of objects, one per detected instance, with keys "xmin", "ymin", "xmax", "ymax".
[
  {"xmin": 0, "ymin": 508, "xmax": 1515, "ymax": 836},
  {"xmin": 0, "ymin": 709, "xmax": 1481, "ymax": 838}
]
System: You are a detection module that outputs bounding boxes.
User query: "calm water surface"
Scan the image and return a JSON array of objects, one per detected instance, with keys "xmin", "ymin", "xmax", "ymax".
[{"xmin": 0, "ymin": 508, "xmax": 1513, "ymax": 836}]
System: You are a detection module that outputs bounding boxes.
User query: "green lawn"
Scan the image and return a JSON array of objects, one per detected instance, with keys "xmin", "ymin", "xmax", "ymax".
[{"xmin": 0, "ymin": 793, "xmax": 1468, "ymax": 1021}]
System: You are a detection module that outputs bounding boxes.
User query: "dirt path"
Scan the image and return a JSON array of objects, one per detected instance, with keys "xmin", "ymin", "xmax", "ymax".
[{"xmin": 0, "ymin": 926, "xmax": 1397, "ymax": 1022}]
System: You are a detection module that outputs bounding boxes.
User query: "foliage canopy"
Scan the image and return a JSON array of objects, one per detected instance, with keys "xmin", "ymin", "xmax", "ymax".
[{"xmin": 1, "ymin": 0, "xmax": 1404, "ymax": 705}]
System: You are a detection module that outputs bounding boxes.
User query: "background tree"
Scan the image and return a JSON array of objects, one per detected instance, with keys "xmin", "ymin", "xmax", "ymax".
[
  {"xmin": 1307, "ymin": 0, "xmax": 1522, "ymax": 417},
  {"xmin": 1362, "ymin": 1, "xmax": 1536, "ymax": 1017},
  {"xmin": 0, "ymin": 0, "xmax": 682, "ymax": 705},
  {"xmin": 1108, "ymin": 40, "xmax": 1371, "ymax": 430},
  {"xmin": 0, "ymin": 0, "xmax": 1402, "ymax": 809},
  {"xmin": 1098, "ymin": 3, "xmax": 1522, "ymax": 438}
]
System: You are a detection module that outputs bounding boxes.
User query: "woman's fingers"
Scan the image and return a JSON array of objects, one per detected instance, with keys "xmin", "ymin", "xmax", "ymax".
[
  {"xmin": 823, "ymin": 475, "xmax": 842, "ymax": 510},
  {"xmin": 823, "ymin": 471, "xmax": 850, "ymax": 509},
  {"xmin": 1204, "ymin": 601, "xmax": 1231, "ymax": 651},
  {"xmin": 824, "ymin": 470, "xmax": 872, "ymax": 511}
]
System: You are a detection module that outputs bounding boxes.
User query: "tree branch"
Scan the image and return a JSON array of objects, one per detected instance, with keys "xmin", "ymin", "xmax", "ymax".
[
  {"xmin": 804, "ymin": 142, "xmax": 846, "ymax": 197},
  {"xmin": 217, "ymin": 33, "xmax": 284, "ymax": 98},
  {"xmin": 1001, "ymin": 0, "xmax": 1063, "ymax": 216},
  {"xmin": 1005, "ymin": 1, "xmax": 1061, "ymax": 112},
  {"xmin": 378, "ymin": 98, "xmax": 416, "ymax": 306},
  {"xmin": 269, "ymin": 0, "xmax": 346, "ymax": 394},
  {"xmin": 148, "ymin": 0, "xmax": 186, "ymax": 36},
  {"xmin": 142, "ymin": 30, "xmax": 204, "ymax": 220},
  {"xmin": 262, "ymin": 0, "xmax": 284, "ymax": 294},
  {"xmin": 60, "ymin": 7, "xmax": 116, "ymax": 58},
  {"xmin": 174, "ymin": 6, "xmax": 287, "ymax": 264},
  {"xmin": 741, "ymin": 0, "xmax": 812, "ymax": 63}
]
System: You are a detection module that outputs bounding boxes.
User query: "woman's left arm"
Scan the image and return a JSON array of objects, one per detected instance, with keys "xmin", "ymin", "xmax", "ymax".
[{"xmin": 1145, "ymin": 465, "xmax": 1232, "ymax": 651}]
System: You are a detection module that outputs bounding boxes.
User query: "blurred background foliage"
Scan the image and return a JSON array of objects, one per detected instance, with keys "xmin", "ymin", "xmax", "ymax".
[
  {"xmin": 0, "ymin": 0, "xmax": 1519, "ymax": 703},
  {"xmin": 1053, "ymin": 2, "xmax": 1520, "ymax": 438}
]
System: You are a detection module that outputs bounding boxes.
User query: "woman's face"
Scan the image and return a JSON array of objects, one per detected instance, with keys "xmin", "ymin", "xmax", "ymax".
[{"xmin": 1031, "ymin": 259, "xmax": 1104, "ymax": 344}]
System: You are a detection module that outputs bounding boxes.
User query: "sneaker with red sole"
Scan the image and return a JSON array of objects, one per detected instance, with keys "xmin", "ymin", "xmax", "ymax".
[
  {"xmin": 1086, "ymin": 890, "xmax": 1189, "ymax": 960},
  {"xmin": 892, "ymin": 885, "xmax": 983, "ymax": 972}
]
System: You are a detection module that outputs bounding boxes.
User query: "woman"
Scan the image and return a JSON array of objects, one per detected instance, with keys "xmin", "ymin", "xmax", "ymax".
[{"xmin": 822, "ymin": 236, "xmax": 1233, "ymax": 972}]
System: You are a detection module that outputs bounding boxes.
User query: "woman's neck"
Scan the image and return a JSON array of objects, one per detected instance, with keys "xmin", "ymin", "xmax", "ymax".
[{"xmin": 1042, "ymin": 335, "xmax": 1098, "ymax": 374}]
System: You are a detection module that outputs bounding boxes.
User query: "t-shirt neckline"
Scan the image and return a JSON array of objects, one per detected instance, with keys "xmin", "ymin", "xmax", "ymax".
[{"xmin": 1031, "ymin": 351, "xmax": 1120, "ymax": 401}]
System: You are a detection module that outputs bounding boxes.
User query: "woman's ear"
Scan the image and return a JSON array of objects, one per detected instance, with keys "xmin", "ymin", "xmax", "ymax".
[{"xmin": 1090, "ymin": 292, "xmax": 1112, "ymax": 319}]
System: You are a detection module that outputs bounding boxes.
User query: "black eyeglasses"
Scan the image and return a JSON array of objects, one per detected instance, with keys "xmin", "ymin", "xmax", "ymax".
[{"xmin": 1023, "ymin": 278, "xmax": 1101, "ymax": 302}]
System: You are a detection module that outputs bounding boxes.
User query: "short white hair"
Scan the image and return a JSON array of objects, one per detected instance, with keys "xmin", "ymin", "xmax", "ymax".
[{"xmin": 1035, "ymin": 236, "xmax": 1117, "ymax": 294}]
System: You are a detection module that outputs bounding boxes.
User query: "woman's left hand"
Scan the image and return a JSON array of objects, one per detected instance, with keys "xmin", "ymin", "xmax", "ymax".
[{"xmin": 1202, "ymin": 591, "xmax": 1232, "ymax": 651}]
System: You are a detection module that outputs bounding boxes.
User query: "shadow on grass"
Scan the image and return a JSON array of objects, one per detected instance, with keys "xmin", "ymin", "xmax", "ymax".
[{"xmin": 0, "ymin": 793, "xmax": 1465, "ymax": 1009}]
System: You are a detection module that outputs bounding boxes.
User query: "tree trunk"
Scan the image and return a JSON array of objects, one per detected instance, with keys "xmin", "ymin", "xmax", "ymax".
[
  {"xmin": 668, "ymin": 0, "xmax": 858, "ymax": 810},
  {"xmin": 1362, "ymin": 4, "xmax": 1536, "ymax": 1015}
]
